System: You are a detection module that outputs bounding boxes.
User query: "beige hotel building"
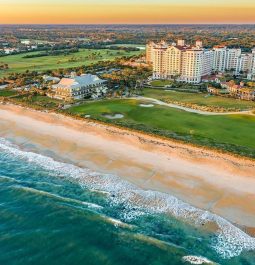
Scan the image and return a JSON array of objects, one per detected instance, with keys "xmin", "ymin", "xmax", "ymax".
[{"xmin": 147, "ymin": 40, "xmax": 255, "ymax": 83}]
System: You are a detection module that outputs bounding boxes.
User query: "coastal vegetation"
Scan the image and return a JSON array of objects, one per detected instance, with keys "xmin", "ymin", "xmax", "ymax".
[
  {"xmin": 9, "ymin": 94, "xmax": 62, "ymax": 109},
  {"xmin": 0, "ymin": 89, "xmax": 18, "ymax": 97},
  {"xmin": 66, "ymin": 99, "xmax": 255, "ymax": 158}
]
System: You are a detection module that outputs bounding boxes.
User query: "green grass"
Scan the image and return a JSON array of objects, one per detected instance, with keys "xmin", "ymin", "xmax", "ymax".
[
  {"xmin": 143, "ymin": 88, "xmax": 255, "ymax": 110},
  {"xmin": 0, "ymin": 89, "xmax": 18, "ymax": 97},
  {"xmin": 150, "ymin": 80, "xmax": 174, "ymax": 87},
  {"xmin": 12, "ymin": 94, "xmax": 61, "ymax": 109},
  {"xmin": 0, "ymin": 48, "xmax": 141, "ymax": 77},
  {"xmin": 67, "ymin": 99, "xmax": 255, "ymax": 157},
  {"xmin": 106, "ymin": 44, "xmax": 146, "ymax": 49}
]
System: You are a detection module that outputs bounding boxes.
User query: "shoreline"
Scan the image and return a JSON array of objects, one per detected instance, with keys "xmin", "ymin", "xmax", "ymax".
[
  {"xmin": 3, "ymin": 98, "xmax": 255, "ymax": 159},
  {"xmin": 0, "ymin": 103, "xmax": 255, "ymax": 235}
]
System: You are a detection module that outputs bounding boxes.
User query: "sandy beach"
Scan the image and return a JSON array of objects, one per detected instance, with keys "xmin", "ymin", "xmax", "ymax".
[{"xmin": 0, "ymin": 103, "xmax": 254, "ymax": 234}]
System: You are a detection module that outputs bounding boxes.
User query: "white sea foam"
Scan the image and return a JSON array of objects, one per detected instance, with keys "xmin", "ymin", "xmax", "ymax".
[
  {"xmin": 182, "ymin": 255, "xmax": 216, "ymax": 264},
  {"xmin": 104, "ymin": 216, "xmax": 134, "ymax": 228},
  {"xmin": 0, "ymin": 137, "xmax": 254, "ymax": 259}
]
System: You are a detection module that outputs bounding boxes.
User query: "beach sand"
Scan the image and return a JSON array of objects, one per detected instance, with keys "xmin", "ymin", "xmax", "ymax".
[{"xmin": 0, "ymin": 103, "xmax": 254, "ymax": 234}]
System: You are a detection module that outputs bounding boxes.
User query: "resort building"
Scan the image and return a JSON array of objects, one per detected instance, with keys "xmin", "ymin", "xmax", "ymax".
[
  {"xmin": 149, "ymin": 39, "xmax": 214, "ymax": 83},
  {"xmin": 213, "ymin": 47, "xmax": 253, "ymax": 74},
  {"xmin": 212, "ymin": 46, "xmax": 228, "ymax": 72},
  {"xmin": 52, "ymin": 73, "xmax": 107, "ymax": 101},
  {"xmin": 225, "ymin": 48, "xmax": 241, "ymax": 72},
  {"xmin": 146, "ymin": 41, "xmax": 155, "ymax": 64},
  {"xmin": 247, "ymin": 48, "xmax": 255, "ymax": 80},
  {"xmin": 147, "ymin": 39, "xmax": 255, "ymax": 83}
]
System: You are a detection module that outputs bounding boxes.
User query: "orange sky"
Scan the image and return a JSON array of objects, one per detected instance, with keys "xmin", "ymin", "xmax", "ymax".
[{"xmin": 1, "ymin": 1, "xmax": 255, "ymax": 24}]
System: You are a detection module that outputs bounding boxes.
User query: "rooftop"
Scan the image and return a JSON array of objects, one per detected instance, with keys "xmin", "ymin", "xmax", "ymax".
[{"xmin": 54, "ymin": 74, "xmax": 106, "ymax": 90}]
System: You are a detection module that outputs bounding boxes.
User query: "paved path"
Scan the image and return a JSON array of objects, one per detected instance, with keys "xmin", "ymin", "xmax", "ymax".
[{"xmin": 132, "ymin": 96, "xmax": 254, "ymax": 116}]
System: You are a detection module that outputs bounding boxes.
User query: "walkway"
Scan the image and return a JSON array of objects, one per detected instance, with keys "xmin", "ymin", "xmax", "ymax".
[{"xmin": 132, "ymin": 96, "xmax": 254, "ymax": 116}]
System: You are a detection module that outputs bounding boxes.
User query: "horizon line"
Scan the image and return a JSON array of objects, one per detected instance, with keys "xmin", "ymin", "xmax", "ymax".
[{"xmin": 1, "ymin": 23, "xmax": 255, "ymax": 25}]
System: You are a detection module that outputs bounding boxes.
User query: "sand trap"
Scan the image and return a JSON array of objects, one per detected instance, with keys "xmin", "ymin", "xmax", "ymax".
[
  {"xmin": 139, "ymin": 104, "xmax": 154, "ymax": 107},
  {"xmin": 103, "ymin": 113, "xmax": 124, "ymax": 119}
]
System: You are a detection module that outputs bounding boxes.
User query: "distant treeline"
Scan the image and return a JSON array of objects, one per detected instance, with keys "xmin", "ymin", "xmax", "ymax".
[
  {"xmin": 23, "ymin": 48, "xmax": 79, "ymax": 58},
  {"xmin": 107, "ymin": 46, "xmax": 140, "ymax": 52},
  {"xmin": 78, "ymin": 43, "xmax": 140, "ymax": 52}
]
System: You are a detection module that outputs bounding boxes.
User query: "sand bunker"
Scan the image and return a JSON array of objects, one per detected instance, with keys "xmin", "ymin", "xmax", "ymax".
[
  {"xmin": 139, "ymin": 104, "xmax": 154, "ymax": 107},
  {"xmin": 103, "ymin": 113, "xmax": 124, "ymax": 119}
]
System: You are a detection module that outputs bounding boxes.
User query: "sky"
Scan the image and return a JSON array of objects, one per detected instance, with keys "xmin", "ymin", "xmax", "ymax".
[{"xmin": 0, "ymin": 0, "xmax": 255, "ymax": 24}]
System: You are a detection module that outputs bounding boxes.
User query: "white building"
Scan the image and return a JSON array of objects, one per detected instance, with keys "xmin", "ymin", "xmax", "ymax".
[
  {"xmin": 212, "ymin": 46, "xmax": 228, "ymax": 72},
  {"xmin": 236, "ymin": 54, "xmax": 251, "ymax": 73},
  {"xmin": 247, "ymin": 48, "xmax": 255, "ymax": 80},
  {"xmin": 225, "ymin": 48, "xmax": 241, "ymax": 72},
  {"xmin": 202, "ymin": 50, "xmax": 214, "ymax": 76},
  {"xmin": 213, "ymin": 46, "xmax": 255, "ymax": 77},
  {"xmin": 3, "ymin": 48, "xmax": 19, "ymax": 54},
  {"xmin": 147, "ymin": 39, "xmax": 255, "ymax": 83},
  {"xmin": 43, "ymin": 75, "xmax": 60, "ymax": 84},
  {"xmin": 52, "ymin": 74, "xmax": 107, "ymax": 100}
]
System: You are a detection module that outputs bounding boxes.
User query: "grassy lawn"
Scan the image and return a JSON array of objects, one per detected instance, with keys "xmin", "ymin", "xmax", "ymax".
[
  {"xmin": 67, "ymin": 99, "xmax": 255, "ymax": 157},
  {"xmin": 143, "ymin": 88, "xmax": 255, "ymax": 110},
  {"xmin": 150, "ymin": 80, "xmax": 174, "ymax": 87},
  {"xmin": 0, "ymin": 89, "xmax": 18, "ymax": 97},
  {"xmin": 0, "ymin": 48, "xmax": 141, "ymax": 77},
  {"xmin": 106, "ymin": 44, "xmax": 146, "ymax": 49}
]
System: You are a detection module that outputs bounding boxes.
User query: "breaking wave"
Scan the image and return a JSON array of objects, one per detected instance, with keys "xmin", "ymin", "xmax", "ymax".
[
  {"xmin": 182, "ymin": 255, "xmax": 216, "ymax": 264},
  {"xmin": 0, "ymin": 137, "xmax": 254, "ymax": 259}
]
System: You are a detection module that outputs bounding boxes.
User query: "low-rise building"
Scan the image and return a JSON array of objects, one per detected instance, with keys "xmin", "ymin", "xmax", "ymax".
[
  {"xmin": 207, "ymin": 87, "xmax": 221, "ymax": 95},
  {"xmin": 1, "ymin": 48, "xmax": 19, "ymax": 54},
  {"xmin": 239, "ymin": 88, "xmax": 255, "ymax": 100},
  {"xmin": 221, "ymin": 81, "xmax": 255, "ymax": 101},
  {"xmin": 52, "ymin": 73, "xmax": 107, "ymax": 101}
]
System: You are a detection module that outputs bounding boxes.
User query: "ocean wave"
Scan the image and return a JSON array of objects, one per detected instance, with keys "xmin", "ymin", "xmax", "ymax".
[
  {"xmin": 0, "ymin": 174, "xmax": 22, "ymax": 183},
  {"xmin": 12, "ymin": 185, "xmax": 103, "ymax": 210},
  {"xmin": 182, "ymin": 255, "xmax": 216, "ymax": 264},
  {"xmin": 103, "ymin": 216, "xmax": 134, "ymax": 229},
  {"xmin": 0, "ymin": 137, "xmax": 254, "ymax": 259}
]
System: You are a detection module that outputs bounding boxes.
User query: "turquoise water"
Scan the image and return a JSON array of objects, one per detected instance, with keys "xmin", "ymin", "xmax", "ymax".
[{"xmin": 0, "ymin": 137, "xmax": 254, "ymax": 265}]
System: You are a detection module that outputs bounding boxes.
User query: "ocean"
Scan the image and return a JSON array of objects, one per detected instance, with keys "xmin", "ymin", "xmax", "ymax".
[{"xmin": 0, "ymin": 137, "xmax": 254, "ymax": 265}]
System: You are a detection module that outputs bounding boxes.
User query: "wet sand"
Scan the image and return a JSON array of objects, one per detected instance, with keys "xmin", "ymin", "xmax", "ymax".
[{"xmin": 0, "ymin": 103, "xmax": 254, "ymax": 234}]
